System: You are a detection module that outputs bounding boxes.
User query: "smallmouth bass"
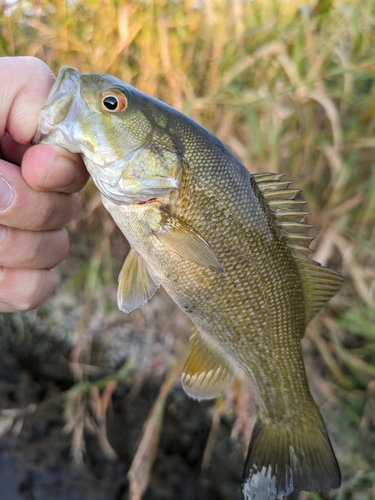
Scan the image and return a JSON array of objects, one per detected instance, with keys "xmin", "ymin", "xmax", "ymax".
[{"xmin": 34, "ymin": 67, "xmax": 342, "ymax": 500}]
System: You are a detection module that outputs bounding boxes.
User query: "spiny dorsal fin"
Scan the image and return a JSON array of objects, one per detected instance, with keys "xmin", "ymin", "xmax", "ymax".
[
  {"xmin": 253, "ymin": 172, "xmax": 313, "ymax": 245},
  {"xmin": 253, "ymin": 173, "xmax": 343, "ymax": 325},
  {"xmin": 182, "ymin": 329, "xmax": 237, "ymax": 400},
  {"xmin": 252, "ymin": 173, "xmax": 285, "ymax": 183}
]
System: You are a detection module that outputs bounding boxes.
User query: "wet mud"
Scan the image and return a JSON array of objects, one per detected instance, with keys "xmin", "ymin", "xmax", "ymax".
[{"xmin": 0, "ymin": 309, "xmax": 244, "ymax": 500}]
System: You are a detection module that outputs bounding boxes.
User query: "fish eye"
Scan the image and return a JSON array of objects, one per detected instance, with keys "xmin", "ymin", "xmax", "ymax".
[{"xmin": 100, "ymin": 90, "xmax": 127, "ymax": 113}]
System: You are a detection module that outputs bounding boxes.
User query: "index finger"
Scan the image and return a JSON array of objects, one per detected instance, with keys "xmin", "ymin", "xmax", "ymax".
[
  {"xmin": 0, "ymin": 56, "xmax": 55, "ymax": 144},
  {"xmin": 0, "ymin": 57, "xmax": 88, "ymax": 194}
]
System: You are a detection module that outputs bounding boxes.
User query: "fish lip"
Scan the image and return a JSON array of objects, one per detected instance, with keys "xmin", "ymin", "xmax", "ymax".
[
  {"xmin": 34, "ymin": 67, "xmax": 81, "ymax": 141},
  {"xmin": 33, "ymin": 67, "xmax": 84, "ymax": 146},
  {"xmin": 45, "ymin": 66, "xmax": 81, "ymax": 107}
]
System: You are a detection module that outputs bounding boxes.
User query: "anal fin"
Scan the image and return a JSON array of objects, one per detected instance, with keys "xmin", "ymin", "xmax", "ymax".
[
  {"xmin": 182, "ymin": 329, "xmax": 236, "ymax": 400},
  {"xmin": 117, "ymin": 249, "xmax": 160, "ymax": 313}
]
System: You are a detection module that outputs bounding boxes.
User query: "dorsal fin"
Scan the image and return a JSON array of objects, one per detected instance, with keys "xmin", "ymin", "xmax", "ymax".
[
  {"xmin": 253, "ymin": 173, "xmax": 343, "ymax": 325},
  {"xmin": 294, "ymin": 255, "xmax": 343, "ymax": 325}
]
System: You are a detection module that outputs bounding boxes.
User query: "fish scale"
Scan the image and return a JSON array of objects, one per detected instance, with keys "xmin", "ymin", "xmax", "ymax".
[
  {"xmin": 169, "ymin": 163, "xmax": 309, "ymax": 417},
  {"xmin": 33, "ymin": 66, "xmax": 342, "ymax": 500}
]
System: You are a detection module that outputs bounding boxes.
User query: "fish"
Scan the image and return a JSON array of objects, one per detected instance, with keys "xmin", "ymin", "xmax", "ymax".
[{"xmin": 33, "ymin": 66, "xmax": 342, "ymax": 500}]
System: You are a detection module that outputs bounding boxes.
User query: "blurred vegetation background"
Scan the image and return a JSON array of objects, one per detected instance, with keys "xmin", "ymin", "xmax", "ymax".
[{"xmin": 0, "ymin": 0, "xmax": 375, "ymax": 498}]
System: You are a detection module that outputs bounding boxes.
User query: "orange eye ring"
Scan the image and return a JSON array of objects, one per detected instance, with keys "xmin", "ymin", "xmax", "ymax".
[{"xmin": 100, "ymin": 90, "xmax": 127, "ymax": 112}]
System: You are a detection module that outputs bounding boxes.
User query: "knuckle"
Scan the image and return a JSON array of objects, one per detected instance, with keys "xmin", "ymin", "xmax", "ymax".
[
  {"xmin": 37, "ymin": 228, "xmax": 69, "ymax": 268},
  {"xmin": 22, "ymin": 56, "xmax": 55, "ymax": 85},
  {"xmin": 17, "ymin": 272, "xmax": 55, "ymax": 311},
  {"xmin": 40, "ymin": 194, "xmax": 76, "ymax": 230},
  {"xmin": 0, "ymin": 227, "xmax": 69, "ymax": 269},
  {"xmin": 33, "ymin": 194, "xmax": 65, "ymax": 230},
  {"xmin": 0, "ymin": 268, "xmax": 55, "ymax": 311}
]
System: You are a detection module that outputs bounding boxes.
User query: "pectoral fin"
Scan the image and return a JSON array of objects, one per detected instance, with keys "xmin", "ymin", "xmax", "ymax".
[
  {"xmin": 154, "ymin": 211, "xmax": 224, "ymax": 274},
  {"xmin": 182, "ymin": 329, "xmax": 236, "ymax": 400},
  {"xmin": 117, "ymin": 249, "xmax": 160, "ymax": 313}
]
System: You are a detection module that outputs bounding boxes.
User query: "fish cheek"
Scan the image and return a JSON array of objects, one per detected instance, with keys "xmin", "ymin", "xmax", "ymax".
[
  {"xmin": 41, "ymin": 90, "xmax": 75, "ymax": 127},
  {"xmin": 119, "ymin": 148, "xmax": 181, "ymax": 197}
]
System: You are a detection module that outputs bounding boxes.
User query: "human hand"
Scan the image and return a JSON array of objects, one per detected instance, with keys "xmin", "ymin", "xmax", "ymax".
[{"xmin": 0, "ymin": 56, "xmax": 89, "ymax": 312}]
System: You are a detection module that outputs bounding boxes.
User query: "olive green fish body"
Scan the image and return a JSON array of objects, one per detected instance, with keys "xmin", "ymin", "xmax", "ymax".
[
  {"xmin": 34, "ymin": 67, "xmax": 342, "ymax": 499},
  {"xmin": 175, "ymin": 168, "xmax": 309, "ymax": 412}
]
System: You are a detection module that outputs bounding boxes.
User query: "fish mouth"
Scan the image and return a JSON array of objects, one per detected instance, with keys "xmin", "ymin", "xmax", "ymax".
[
  {"xmin": 40, "ymin": 67, "xmax": 81, "ymax": 126},
  {"xmin": 33, "ymin": 67, "xmax": 84, "ymax": 148},
  {"xmin": 46, "ymin": 67, "xmax": 80, "ymax": 107}
]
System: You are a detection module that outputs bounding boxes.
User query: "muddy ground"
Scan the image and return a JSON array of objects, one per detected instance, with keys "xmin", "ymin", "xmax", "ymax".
[
  {"xmin": 0, "ymin": 287, "xmax": 248, "ymax": 500},
  {"xmin": 0, "ymin": 349, "xmax": 247, "ymax": 500},
  {"xmin": 0, "ymin": 269, "xmax": 345, "ymax": 500}
]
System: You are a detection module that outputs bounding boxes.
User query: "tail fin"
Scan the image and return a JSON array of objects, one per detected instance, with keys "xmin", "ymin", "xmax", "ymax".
[{"xmin": 241, "ymin": 405, "xmax": 341, "ymax": 500}]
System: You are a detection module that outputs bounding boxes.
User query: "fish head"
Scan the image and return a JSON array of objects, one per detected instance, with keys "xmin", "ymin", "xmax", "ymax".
[{"xmin": 34, "ymin": 67, "xmax": 181, "ymax": 204}]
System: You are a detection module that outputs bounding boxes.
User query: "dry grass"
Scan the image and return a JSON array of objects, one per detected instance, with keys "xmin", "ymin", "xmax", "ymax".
[{"xmin": 1, "ymin": 0, "xmax": 375, "ymax": 498}]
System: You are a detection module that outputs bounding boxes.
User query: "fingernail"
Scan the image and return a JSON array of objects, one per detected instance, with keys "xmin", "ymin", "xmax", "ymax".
[
  {"xmin": 40, "ymin": 155, "xmax": 79, "ymax": 189},
  {"xmin": 0, "ymin": 225, "xmax": 6, "ymax": 245},
  {"xmin": 0, "ymin": 177, "xmax": 15, "ymax": 211}
]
